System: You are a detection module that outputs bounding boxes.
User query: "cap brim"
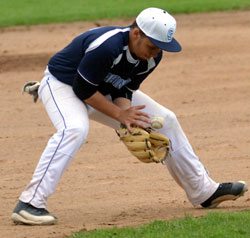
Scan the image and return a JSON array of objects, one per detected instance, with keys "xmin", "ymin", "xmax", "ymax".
[{"xmin": 148, "ymin": 37, "xmax": 182, "ymax": 52}]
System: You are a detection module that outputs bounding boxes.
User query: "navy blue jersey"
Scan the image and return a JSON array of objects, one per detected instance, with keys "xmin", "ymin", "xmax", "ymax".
[{"xmin": 48, "ymin": 26, "xmax": 162, "ymax": 100}]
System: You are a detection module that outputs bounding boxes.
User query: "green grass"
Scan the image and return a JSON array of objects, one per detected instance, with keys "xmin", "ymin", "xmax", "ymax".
[
  {"xmin": 68, "ymin": 211, "xmax": 250, "ymax": 238},
  {"xmin": 0, "ymin": 0, "xmax": 250, "ymax": 27}
]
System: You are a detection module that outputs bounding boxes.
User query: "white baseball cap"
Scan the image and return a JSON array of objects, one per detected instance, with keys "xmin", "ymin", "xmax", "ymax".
[{"xmin": 136, "ymin": 8, "xmax": 181, "ymax": 52}]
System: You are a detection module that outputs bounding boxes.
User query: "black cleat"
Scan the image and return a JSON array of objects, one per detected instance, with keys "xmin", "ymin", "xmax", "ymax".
[
  {"xmin": 201, "ymin": 181, "xmax": 248, "ymax": 208},
  {"xmin": 11, "ymin": 200, "xmax": 57, "ymax": 225}
]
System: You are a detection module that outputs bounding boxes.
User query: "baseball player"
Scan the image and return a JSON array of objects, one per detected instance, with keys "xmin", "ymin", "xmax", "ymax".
[{"xmin": 11, "ymin": 8, "xmax": 248, "ymax": 225}]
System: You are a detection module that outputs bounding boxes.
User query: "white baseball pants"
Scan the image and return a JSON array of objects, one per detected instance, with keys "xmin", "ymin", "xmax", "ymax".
[{"xmin": 20, "ymin": 68, "xmax": 219, "ymax": 208}]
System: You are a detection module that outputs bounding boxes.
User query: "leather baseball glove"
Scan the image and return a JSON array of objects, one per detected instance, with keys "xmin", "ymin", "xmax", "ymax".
[{"xmin": 117, "ymin": 125, "xmax": 170, "ymax": 163}]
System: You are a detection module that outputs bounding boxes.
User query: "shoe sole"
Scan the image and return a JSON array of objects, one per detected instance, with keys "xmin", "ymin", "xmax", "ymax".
[
  {"xmin": 208, "ymin": 181, "xmax": 248, "ymax": 208},
  {"xmin": 11, "ymin": 212, "xmax": 58, "ymax": 225}
]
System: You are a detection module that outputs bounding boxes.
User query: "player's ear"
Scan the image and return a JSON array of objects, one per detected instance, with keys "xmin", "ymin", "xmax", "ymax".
[{"xmin": 131, "ymin": 27, "xmax": 141, "ymax": 40}]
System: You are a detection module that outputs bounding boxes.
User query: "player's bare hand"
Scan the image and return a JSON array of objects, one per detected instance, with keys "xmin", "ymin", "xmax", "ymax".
[{"xmin": 118, "ymin": 105, "xmax": 150, "ymax": 132}]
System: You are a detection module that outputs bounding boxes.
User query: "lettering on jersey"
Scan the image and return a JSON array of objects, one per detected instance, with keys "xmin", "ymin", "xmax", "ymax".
[{"xmin": 104, "ymin": 73, "xmax": 131, "ymax": 89}]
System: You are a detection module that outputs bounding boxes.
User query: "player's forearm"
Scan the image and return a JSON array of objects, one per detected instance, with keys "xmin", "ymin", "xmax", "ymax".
[
  {"xmin": 85, "ymin": 92, "xmax": 150, "ymax": 129},
  {"xmin": 84, "ymin": 91, "xmax": 123, "ymax": 121}
]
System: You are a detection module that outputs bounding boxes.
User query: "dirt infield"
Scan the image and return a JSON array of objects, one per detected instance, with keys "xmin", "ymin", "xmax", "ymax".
[{"xmin": 0, "ymin": 10, "xmax": 250, "ymax": 238}]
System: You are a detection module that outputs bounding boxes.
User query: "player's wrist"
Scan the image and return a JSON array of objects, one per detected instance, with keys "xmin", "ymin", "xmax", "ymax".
[{"xmin": 114, "ymin": 108, "xmax": 124, "ymax": 123}]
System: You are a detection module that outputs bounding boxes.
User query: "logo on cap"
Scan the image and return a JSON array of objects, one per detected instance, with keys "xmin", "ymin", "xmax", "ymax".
[{"xmin": 167, "ymin": 28, "xmax": 174, "ymax": 42}]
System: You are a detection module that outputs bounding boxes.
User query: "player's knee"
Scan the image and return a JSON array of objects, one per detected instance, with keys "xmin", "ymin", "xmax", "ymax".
[
  {"xmin": 65, "ymin": 126, "xmax": 88, "ymax": 147},
  {"xmin": 162, "ymin": 110, "xmax": 179, "ymax": 129}
]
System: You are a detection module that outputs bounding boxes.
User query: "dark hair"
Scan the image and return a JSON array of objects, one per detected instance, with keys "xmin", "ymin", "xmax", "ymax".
[{"xmin": 130, "ymin": 20, "xmax": 146, "ymax": 37}]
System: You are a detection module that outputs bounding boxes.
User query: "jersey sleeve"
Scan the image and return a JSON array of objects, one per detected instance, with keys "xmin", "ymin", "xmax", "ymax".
[
  {"xmin": 73, "ymin": 72, "xmax": 99, "ymax": 100},
  {"xmin": 73, "ymin": 39, "xmax": 122, "ymax": 100},
  {"xmin": 77, "ymin": 40, "xmax": 119, "ymax": 86}
]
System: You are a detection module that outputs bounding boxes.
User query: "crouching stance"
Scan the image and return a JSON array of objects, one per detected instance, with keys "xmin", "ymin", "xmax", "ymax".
[{"xmin": 12, "ymin": 8, "xmax": 248, "ymax": 225}]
